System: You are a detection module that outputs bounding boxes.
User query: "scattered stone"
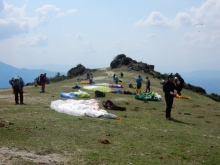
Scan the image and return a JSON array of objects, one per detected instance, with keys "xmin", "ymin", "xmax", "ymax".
[
  {"xmin": 0, "ymin": 123, "xmax": 5, "ymax": 127},
  {"xmin": 99, "ymin": 139, "xmax": 110, "ymax": 144},
  {"xmin": 196, "ymin": 116, "xmax": 204, "ymax": 118}
]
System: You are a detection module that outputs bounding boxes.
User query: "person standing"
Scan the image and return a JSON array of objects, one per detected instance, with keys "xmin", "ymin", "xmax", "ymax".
[
  {"xmin": 113, "ymin": 73, "xmax": 115, "ymax": 81},
  {"xmin": 40, "ymin": 73, "xmax": 47, "ymax": 92},
  {"xmin": 163, "ymin": 74, "xmax": 176, "ymax": 120},
  {"xmin": 136, "ymin": 75, "xmax": 143, "ymax": 94},
  {"xmin": 9, "ymin": 76, "xmax": 25, "ymax": 104},
  {"xmin": 145, "ymin": 76, "xmax": 150, "ymax": 93},
  {"xmin": 89, "ymin": 72, "xmax": 93, "ymax": 85},
  {"xmin": 120, "ymin": 72, "xmax": 124, "ymax": 78},
  {"xmin": 114, "ymin": 76, "xmax": 119, "ymax": 84},
  {"xmin": 86, "ymin": 72, "xmax": 90, "ymax": 80}
]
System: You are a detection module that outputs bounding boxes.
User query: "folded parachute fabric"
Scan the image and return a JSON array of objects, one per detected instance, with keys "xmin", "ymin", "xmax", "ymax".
[
  {"xmin": 80, "ymin": 80, "xmax": 89, "ymax": 84},
  {"xmin": 50, "ymin": 99, "xmax": 121, "ymax": 120},
  {"xmin": 60, "ymin": 92, "xmax": 76, "ymax": 98},
  {"xmin": 74, "ymin": 90, "xmax": 90, "ymax": 98},
  {"xmin": 135, "ymin": 92, "xmax": 162, "ymax": 101},
  {"xmin": 175, "ymin": 94, "xmax": 190, "ymax": 99},
  {"xmin": 109, "ymin": 84, "xmax": 123, "ymax": 88},
  {"xmin": 60, "ymin": 90, "xmax": 90, "ymax": 98},
  {"xmin": 93, "ymin": 83, "xmax": 123, "ymax": 88},
  {"xmin": 83, "ymin": 85, "xmax": 113, "ymax": 93},
  {"xmin": 93, "ymin": 83, "xmax": 109, "ymax": 87}
]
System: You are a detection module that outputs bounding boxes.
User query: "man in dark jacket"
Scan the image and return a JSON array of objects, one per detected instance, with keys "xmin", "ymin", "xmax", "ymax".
[
  {"xmin": 163, "ymin": 74, "xmax": 176, "ymax": 120},
  {"xmin": 9, "ymin": 76, "xmax": 25, "ymax": 104},
  {"xmin": 40, "ymin": 73, "xmax": 47, "ymax": 92}
]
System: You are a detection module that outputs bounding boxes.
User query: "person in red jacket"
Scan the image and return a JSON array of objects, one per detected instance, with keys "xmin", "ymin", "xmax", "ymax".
[{"xmin": 40, "ymin": 73, "xmax": 47, "ymax": 93}]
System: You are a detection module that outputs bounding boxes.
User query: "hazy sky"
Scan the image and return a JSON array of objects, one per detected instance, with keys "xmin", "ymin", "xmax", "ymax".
[{"xmin": 0, "ymin": 0, "xmax": 219, "ymax": 74}]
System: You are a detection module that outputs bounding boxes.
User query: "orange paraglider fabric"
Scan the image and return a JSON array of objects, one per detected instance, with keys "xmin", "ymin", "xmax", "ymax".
[{"xmin": 174, "ymin": 94, "xmax": 190, "ymax": 99}]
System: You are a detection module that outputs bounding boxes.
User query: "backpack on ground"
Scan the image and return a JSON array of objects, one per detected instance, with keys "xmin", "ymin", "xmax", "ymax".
[
  {"xmin": 123, "ymin": 91, "xmax": 133, "ymax": 95},
  {"xmin": 95, "ymin": 90, "xmax": 106, "ymax": 97},
  {"xmin": 102, "ymin": 100, "xmax": 126, "ymax": 111}
]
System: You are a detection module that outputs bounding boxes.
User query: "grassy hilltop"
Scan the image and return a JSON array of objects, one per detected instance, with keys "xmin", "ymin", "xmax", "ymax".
[{"xmin": 0, "ymin": 66, "xmax": 220, "ymax": 165}]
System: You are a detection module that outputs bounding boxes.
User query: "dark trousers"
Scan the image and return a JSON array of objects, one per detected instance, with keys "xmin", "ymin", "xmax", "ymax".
[
  {"xmin": 165, "ymin": 96, "xmax": 173, "ymax": 118},
  {"xmin": 146, "ymin": 85, "xmax": 150, "ymax": 92},
  {"xmin": 14, "ymin": 88, "xmax": 23, "ymax": 104}
]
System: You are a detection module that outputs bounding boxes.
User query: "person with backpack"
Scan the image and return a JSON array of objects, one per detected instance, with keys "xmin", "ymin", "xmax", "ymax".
[
  {"xmin": 9, "ymin": 76, "xmax": 25, "ymax": 104},
  {"xmin": 145, "ymin": 76, "xmax": 150, "ymax": 93},
  {"xmin": 136, "ymin": 75, "xmax": 143, "ymax": 94},
  {"xmin": 163, "ymin": 73, "xmax": 176, "ymax": 120},
  {"xmin": 114, "ymin": 76, "xmax": 119, "ymax": 84},
  {"xmin": 40, "ymin": 73, "xmax": 47, "ymax": 92},
  {"xmin": 174, "ymin": 76, "xmax": 184, "ymax": 95}
]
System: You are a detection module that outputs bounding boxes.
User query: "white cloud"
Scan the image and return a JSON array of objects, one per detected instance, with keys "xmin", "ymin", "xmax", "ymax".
[
  {"xmin": 173, "ymin": 12, "xmax": 193, "ymax": 27},
  {"xmin": 67, "ymin": 9, "xmax": 77, "ymax": 14},
  {"xmin": 190, "ymin": 0, "xmax": 220, "ymax": 27},
  {"xmin": 181, "ymin": 29, "xmax": 220, "ymax": 48},
  {"xmin": 76, "ymin": 33, "xmax": 83, "ymax": 40},
  {"xmin": 0, "ymin": 3, "xmax": 77, "ymax": 41},
  {"xmin": 134, "ymin": 11, "xmax": 169, "ymax": 27},
  {"xmin": 134, "ymin": 0, "xmax": 220, "ymax": 28},
  {"xmin": 35, "ymin": 5, "xmax": 60, "ymax": 15},
  {"xmin": 148, "ymin": 33, "xmax": 156, "ymax": 38},
  {"xmin": 26, "ymin": 34, "xmax": 48, "ymax": 46}
]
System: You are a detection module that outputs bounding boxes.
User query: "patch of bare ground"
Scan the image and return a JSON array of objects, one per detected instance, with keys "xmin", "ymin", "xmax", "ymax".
[
  {"xmin": 0, "ymin": 147, "xmax": 64, "ymax": 165},
  {"xmin": 112, "ymin": 97, "xmax": 130, "ymax": 102},
  {"xmin": 93, "ymin": 76, "xmax": 107, "ymax": 81}
]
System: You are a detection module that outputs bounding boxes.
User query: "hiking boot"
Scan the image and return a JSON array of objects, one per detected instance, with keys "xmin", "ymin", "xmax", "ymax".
[
  {"xmin": 20, "ymin": 103, "xmax": 25, "ymax": 105},
  {"xmin": 166, "ymin": 117, "xmax": 173, "ymax": 120},
  {"xmin": 15, "ymin": 102, "xmax": 19, "ymax": 104}
]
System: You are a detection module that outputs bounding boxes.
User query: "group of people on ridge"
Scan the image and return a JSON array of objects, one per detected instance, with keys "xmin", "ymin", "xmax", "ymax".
[
  {"xmin": 135, "ymin": 75, "xmax": 151, "ymax": 94},
  {"xmin": 112, "ymin": 72, "xmax": 123, "ymax": 84},
  {"xmin": 9, "ymin": 73, "xmax": 47, "ymax": 105},
  {"xmin": 9, "ymin": 70, "xmax": 184, "ymax": 121}
]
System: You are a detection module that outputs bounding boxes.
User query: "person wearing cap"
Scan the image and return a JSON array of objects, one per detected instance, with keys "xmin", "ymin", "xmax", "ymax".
[
  {"xmin": 9, "ymin": 76, "xmax": 25, "ymax": 104},
  {"xmin": 136, "ymin": 75, "xmax": 143, "ymax": 94},
  {"xmin": 163, "ymin": 73, "xmax": 176, "ymax": 120},
  {"xmin": 145, "ymin": 76, "xmax": 150, "ymax": 93}
]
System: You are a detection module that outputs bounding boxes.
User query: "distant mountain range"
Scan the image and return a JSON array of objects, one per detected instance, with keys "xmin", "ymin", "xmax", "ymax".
[
  {"xmin": 181, "ymin": 70, "xmax": 220, "ymax": 95},
  {"xmin": 0, "ymin": 62, "xmax": 66, "ymax": 88}
]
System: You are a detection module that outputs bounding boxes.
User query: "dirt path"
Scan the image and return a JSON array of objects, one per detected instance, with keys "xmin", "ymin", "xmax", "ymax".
[{"xmin": 0, "ymin": 147, "xmax": 63, "ymax": 165}]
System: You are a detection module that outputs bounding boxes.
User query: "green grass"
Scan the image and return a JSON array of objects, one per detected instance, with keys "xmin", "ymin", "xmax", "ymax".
[{"xmin": 0, "ymin": 66, "xmax": 220, "ymax": 165}]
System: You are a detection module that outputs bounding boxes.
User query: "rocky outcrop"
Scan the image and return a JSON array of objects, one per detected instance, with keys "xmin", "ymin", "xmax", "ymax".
[
  {"xmin": 110, "ymin": 54, "xmax": 154, "ymax": 73},
  {"xmin": 67, "ymin": 64, "xmax": 96, "ymax": 78}
]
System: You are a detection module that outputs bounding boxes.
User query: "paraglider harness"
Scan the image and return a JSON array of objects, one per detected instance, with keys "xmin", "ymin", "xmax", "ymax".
[{"xmin": 102, "ymin": 100, "xmax": 126, "ymax": 111}]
